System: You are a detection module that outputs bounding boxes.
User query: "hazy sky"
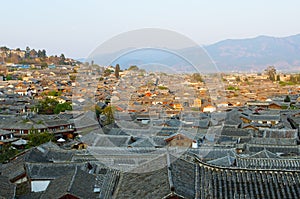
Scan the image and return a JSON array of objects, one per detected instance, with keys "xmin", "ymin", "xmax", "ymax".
[{"xmin": 1, "ymin": 0, "xmax": 300, "ymax": 58}]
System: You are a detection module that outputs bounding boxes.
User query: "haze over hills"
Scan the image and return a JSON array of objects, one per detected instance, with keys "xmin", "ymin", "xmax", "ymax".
[
  {"xmin": 206, "ymin": 34, "xmax": 300, "ymax": 72},
  {"xmin": 87, "ymin": 34, "xmax": 300, "ymax": 72}
]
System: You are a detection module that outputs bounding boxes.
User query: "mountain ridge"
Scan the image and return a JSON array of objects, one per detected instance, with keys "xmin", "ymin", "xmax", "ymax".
[
  {"xmin": 87, "ymin": 33, "xmax": 300, "ymax": 72},
  {"xmin": 205, "ymin": 33, "xmax": 300, "ymax": 71}
]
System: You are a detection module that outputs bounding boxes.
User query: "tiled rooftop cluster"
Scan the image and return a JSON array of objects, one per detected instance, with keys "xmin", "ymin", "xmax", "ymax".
[{"xmin": 1, "ymin": 63, "xmax": 300, "ymax": 198}]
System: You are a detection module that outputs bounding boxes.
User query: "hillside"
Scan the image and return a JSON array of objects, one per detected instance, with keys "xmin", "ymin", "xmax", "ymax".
[
  {"xmin": 0, "ymin": 46, "xmax": 79, "ymax": 67},
  {"xmin": 88, "ymin": 34, "xmax": 300, "ymax": 72},
  {"xmin": 205, "ymin": 34, "xmax": 300, "ymax": 72}
]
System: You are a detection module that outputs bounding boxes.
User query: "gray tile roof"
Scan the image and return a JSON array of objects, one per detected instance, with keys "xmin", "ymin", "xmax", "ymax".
[
  {"xmin": 249, "ymin": 149, "xmax": 280, "ymax": 159},
  {"xmin": 17, "ymin": 192, "xmax": 42, "ymax": 199},
  {"xmin": 72, "ymin": 111, "xmax": 99, "ymax": 129},
  {"xmin": 250, "ymin": 114, "xmax": 281, "ymax": 121},
  {"xmin": 246, "ymin": 144, "xmax": 299, "ymax": 154},
  {"xmin": 196, "ymin": 158, "xmax": 300, "ymax": 199},
  {"xmin": 129, "ymin": 137, "xmax": 156, "ymax": 148},
  {"xmin": 221, "ymin": 127, "xmax": 251, "ymax": 137},
  {"xmin": 0, "ymin": 152, "xmax": 27, "ymax": 182},
  {"xmin": 207, "ymin": 155, "xmax": 236, "ymax": 167},
  {"xmin": 39, "ymin": 167, "xmax": 99, "ymax": 199},
  {"xmin": 3, "ymin": 119, "xmax": 47, "ymax": 130},
  {"xmin": 192, "ymin": 119, "xmax": 210, "ymax": 128},
  {"xmin": 236, "ymin": 150, "xmax": 300, "ymax": 170},
  {"xmin": 25, "ymin": 162, "xmax": 87, "ymax": 180},
  {"xmin": 81, "ymin": 133, "xmax": 131, "ymax": 147},
  {"xmin": 0, "ymin": 175, "xmax": 16, "ymax": 199},
  {"xmin": 127, "ymin": 136, "xmax": 166, "ymax": 148},
  {"xmin": 43, "ymin": 119, "xmax": 70, "ymax": 127},
  {"xmin": 103, "ymin": 127, "xmax": 128, "ymax": 136},
  {"xmin": 249, "ymin": 137, "xmax": 297, "ymax": 145},
  {"xmin": 25, "ymin": 147, "xmax": 75, "ymax": 163},
  {"xmin": 189, "ymin": 147, "xmax": 236, "ymax": 161},
  {"xmin": 0, "ymin": 129, "xmax": 12, "ymax": 135},
  {"xmin": 169, "ymin": 156, "xmax": 196, "ymax": 199},
  {"xmin": 261, "ymin": 128, "xmax": 298, "ymax": 139},
  {"xmin": 224, "ymin": 109, "xmax": 243, "ymax": 126},
  {"xmin": 116, "ymin": 169, "xmax": 170, "ymax": 198},
  {"xmin": 114, "ymin": 154, "xmax": 196, "ymax": 199}
]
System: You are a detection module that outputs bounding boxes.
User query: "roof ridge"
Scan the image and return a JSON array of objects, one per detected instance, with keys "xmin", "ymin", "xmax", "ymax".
[
  {"xmin": 264, "ymin": 148, "xmax": 270, "ymax": 158},
  {"xmin": 166, "ymin": 152, "xmax": 175, "ymax": 192},
  {"xmin": 194, "ymin": 164, "xmax": 200, "ymax": 198},
  {"xmin": 227, "ymin": 155, "xmax": 232, "ymax": 163},
  {"xmin": 67, "ymin": 166, "xmax": 78, "ymax": 192}
]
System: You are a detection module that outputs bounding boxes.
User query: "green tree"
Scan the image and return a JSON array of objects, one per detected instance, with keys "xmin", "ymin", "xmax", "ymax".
[
  {"xmin": 37, "ymin": 50, "xmax": 42, "ymax": 58},
  {"xmin": 25, "ymin": 46, "xmax": 30, "ymax": 59},
  {"xmin": 102, "ymin": 106, "xmax": 115, "ymax": 125},
  {"xmin": 59, "ymin": 53, "xmax": 66, "ymax": 65},
  {"xmin": 0, "ymin": 46, "xmax": 9, "ymax": 51},
  {"xmin": 54, "ymin": 102, "xmax": 72, "ymax": 114},
  {"xmin": 128, "ymin": 65, "xmax": 139, "ymax": 71},
  {"xmin": 227, "ymin": 86, "xmax": 239, "ymax": 91},
  {"xmin": 36, "ymin": 97, "xmax": 72, "ymax": 114},
  {"xmin": 115, "ymin": 64, "xmax": 120, "ymax": 79},
  {"xmin": 29, "ymin": 49, "xmax": 37, "ymax": 58},
  {"xmin": 41, "ymin": 49, "xmax": 47, "ymax": 58},
  {"xmin": 284, "ymin": 95, "xmax": 291, "ymax": 103},
  {"xmin": 0, "ymin": 144, "xmax": 18, "ymax": 163},
  {"xmin": 95, "ymin": 105, "xmax": 102, "ymax": 119},
  {"xmin": 36, "ymin": 97, "xmax": 59, "ymax": 114},
  {"xmin": 41, "ymin": 62, "xmax": 48, "ymax": 69},
  {"xmin": 27, "ymin": 132, "xmax": 54, "ymax": 147},
  {"xmin": 104, "ymin": 68, "xmax": 113, "ymax": 77},
  {"xmin": 48, "ymin": 90, "xmax": 62, "ymax": 96},
  {"xmin": 191, "ymin": 73, "xmax": 203, "ymax": 82},
  {"xmin": 276, "ymin": 74, "xmax": 280, "ymax": 81},
  {"xmin": 69, "ymin": 75, "xmax": 76, "ymax": 81},
  {"xmin": 289, "ymin": 74, "xmax": 300, "ymax": 84},
  {"xmin": 6, "ymin": 74, "xmax": 13, "ymax": 80},
  {"xmin": 158, "ymin": 85, "xmax": 168, "ymax": 90}
]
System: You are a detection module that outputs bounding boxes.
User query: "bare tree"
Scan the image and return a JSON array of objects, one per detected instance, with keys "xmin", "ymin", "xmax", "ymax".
[{"xmin": 265, "ymin": 66, "xmax": 276, "ymax": 81}]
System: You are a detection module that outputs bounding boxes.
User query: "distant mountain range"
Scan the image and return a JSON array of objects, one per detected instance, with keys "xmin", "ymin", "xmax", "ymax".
[
  {"xmin": 205, "ymin": 34, "xmax": 300, "ymax": 72},
  {"xmin": 87, "ymin": 34, "xmax": 300, "ymax": 72}
]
